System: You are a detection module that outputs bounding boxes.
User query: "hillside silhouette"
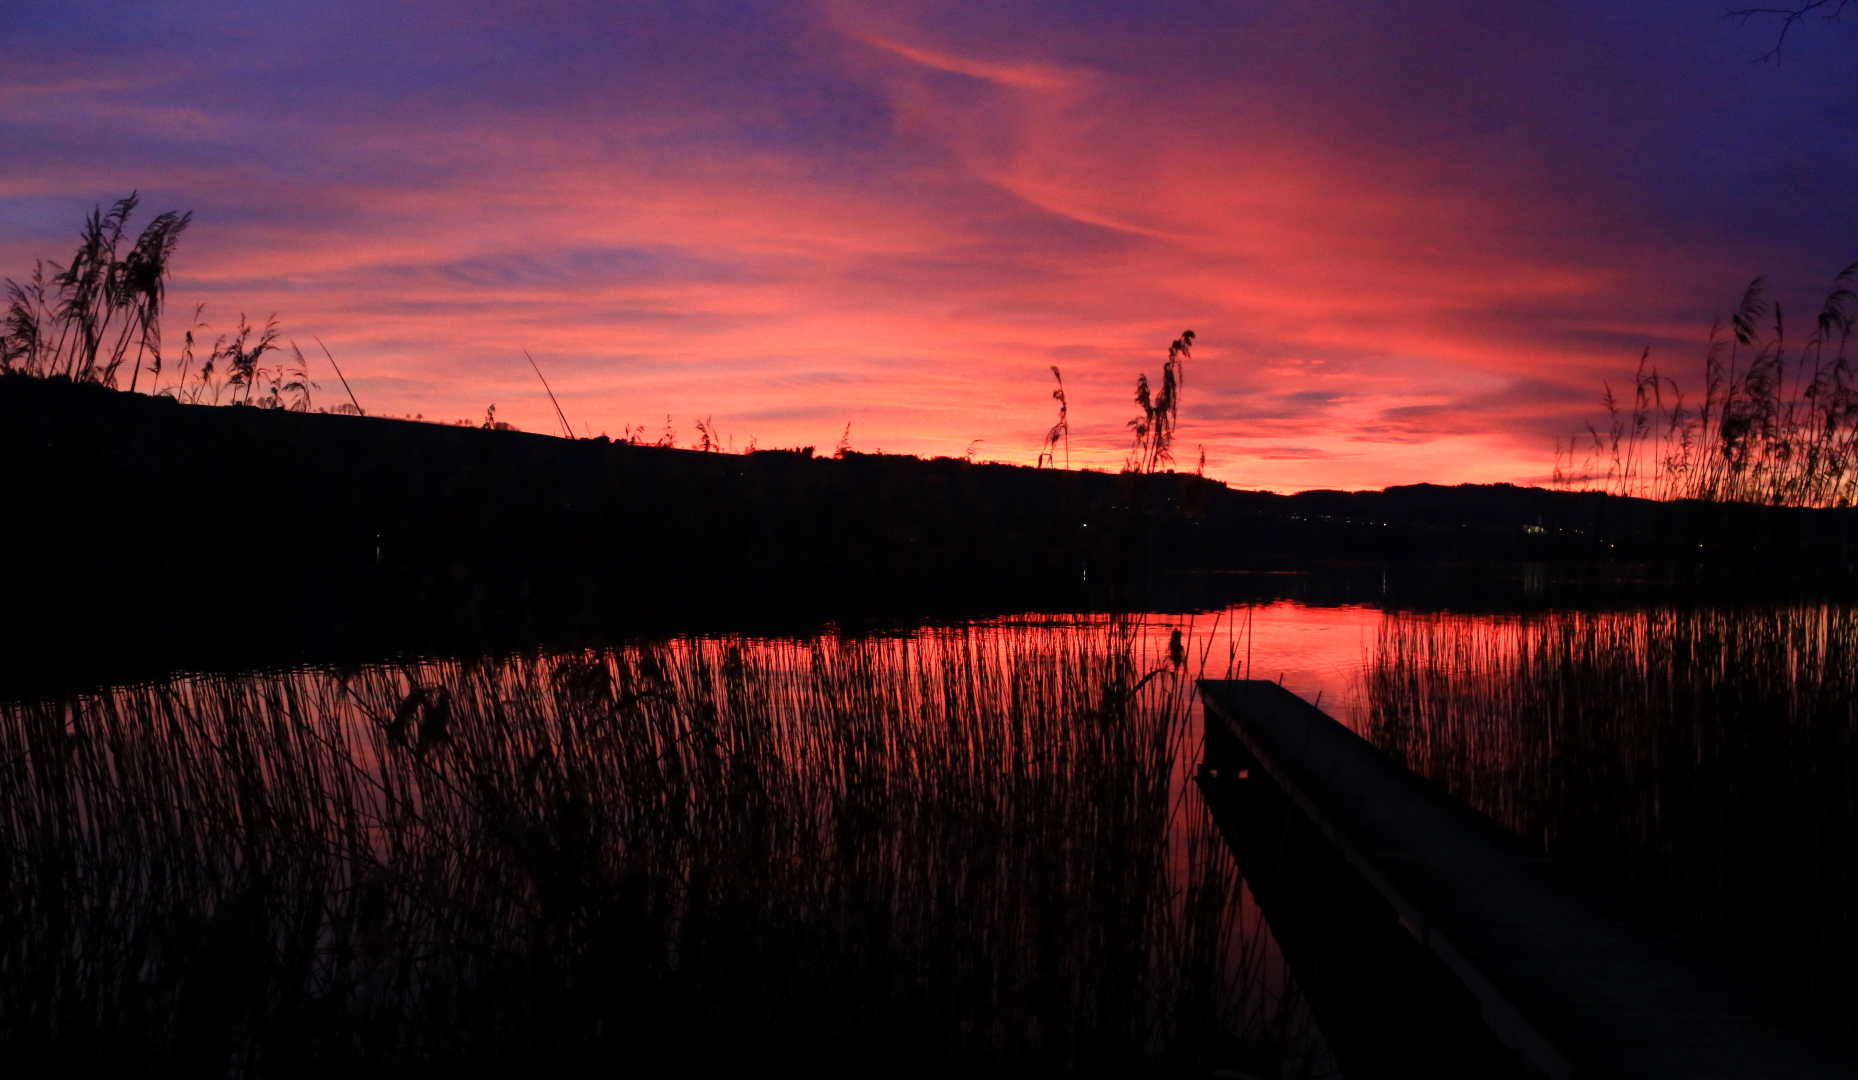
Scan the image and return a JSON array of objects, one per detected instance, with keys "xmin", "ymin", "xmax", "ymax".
[{"xmin": 6, "ymin": 373, "xmax": 1858, "ymax": 695}]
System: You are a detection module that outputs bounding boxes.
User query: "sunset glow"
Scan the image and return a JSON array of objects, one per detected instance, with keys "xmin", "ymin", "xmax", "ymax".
[{"xmin": 4, "ymin": 1, "xmax": 1854, "ymax": 490}]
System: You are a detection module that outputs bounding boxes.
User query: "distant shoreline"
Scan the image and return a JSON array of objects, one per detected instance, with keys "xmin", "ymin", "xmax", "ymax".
[{"xmin": 5, "ymin": 372, "xmax": 1857, "ymax": 697}]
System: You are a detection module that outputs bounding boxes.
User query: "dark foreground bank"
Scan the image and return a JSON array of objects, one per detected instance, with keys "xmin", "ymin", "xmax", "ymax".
[{"xmin": 5, "ymin": 373, "xmax": 1858, "ymax": 695}]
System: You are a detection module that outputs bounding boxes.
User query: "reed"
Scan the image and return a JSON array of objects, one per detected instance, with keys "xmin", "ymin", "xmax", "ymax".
[
  {"xmin": 0, "ymin": 196, "xmax": 327, "ymax": 413},
  {"xmin": 1556, "ymin": 265, "xmax": 1858, "ymax": 506},
  {"xmin": 0, "ymin": 194, "xmax": 190, "ymax": 389},
  {"xmin": 1126, "ymin": 332, "xmax": 1193, "ymax": 476},
  {"xmin": 1361, "ymin": 605, "xmax": 1858, "ymax": 1033},
  {"xmin": 0, "ymin": 619, "xmax": 1329, "ymax": 1077},
  {"xmin": 1039, "ymin": 366, "xmax": 1069, "ymax": 469}
]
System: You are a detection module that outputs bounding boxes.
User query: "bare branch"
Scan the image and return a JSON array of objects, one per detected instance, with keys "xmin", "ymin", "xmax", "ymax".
[{"xmin": 1730, "ymin": 0, "xmax": 1851, "ymax": 62}]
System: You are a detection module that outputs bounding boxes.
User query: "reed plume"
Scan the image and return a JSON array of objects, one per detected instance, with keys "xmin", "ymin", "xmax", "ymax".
[
  {"xmin": 0, "ymin": 197, "xmax": 329, "ymax": 413},
  {"xmin": 1557, "ymin": 265, "xmax": 1858, "ymax": 506},
  {"xmin": 1, "ymin": 194, "xmax": 191, "ymax": 389},
  {"xmin": 1040, "ymin": 366, "xmax": 1069, "ymax": 469},
  {"xmin": 1127, "ymin": 331, "xmax": 1194, "ymax": 475}
]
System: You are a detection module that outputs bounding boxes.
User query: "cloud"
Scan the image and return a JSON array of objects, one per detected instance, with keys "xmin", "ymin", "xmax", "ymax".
[
  {"xmin": 2, "ymin": 1, "xmax": 1853, "ymax": 490},
  {"xmin": 1246, "ymin": 446, "xmax": 1353, "ymax": 460},
  {"xmin": 853, "ymin": 32, "xmax": 1082, "ymax": 92}
]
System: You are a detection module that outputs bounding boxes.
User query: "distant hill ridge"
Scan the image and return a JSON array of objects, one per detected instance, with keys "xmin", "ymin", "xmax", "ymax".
[{"xmin": 3, "ymin": 373, "xmax": 1856, "ymax": 694}]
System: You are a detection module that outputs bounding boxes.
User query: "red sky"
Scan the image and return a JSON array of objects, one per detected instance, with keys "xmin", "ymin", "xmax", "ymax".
[{"xmin": 3, "ymin": 1, "xmax": 1856, "ymax": 490}]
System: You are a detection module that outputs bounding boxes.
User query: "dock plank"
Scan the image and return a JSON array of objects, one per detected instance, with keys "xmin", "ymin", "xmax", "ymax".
[{"xmin": 1199, "ymin": 679, "xmax": 1858, "ymax": 1080}]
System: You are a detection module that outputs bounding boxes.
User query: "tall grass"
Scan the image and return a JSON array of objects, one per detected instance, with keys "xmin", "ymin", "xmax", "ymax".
[
  {"xmin": 1126, "ymin": 332, "xmax": 1194, "ymax": 476},
  {"xmin": 1, "ymin": 195, "xmax": 318, "ymax": 412},
  {"xmin": 1361, "ymin": 605, "xmax": 1858, "ymax": 1032},
  {"xmin": 1040, "ymin": 366, "xmax": 1070, "ymax": 470},
  {"xmin": 1555, "ymin": 265, "xmax": 1858, "ymax": 505},
  {"xmin": 0, "ymin": 194, "xmax": 189, "ymax": 389},
  {"xmin": 0, "ymin": 620, "xmax": 1329, "ymax": 1077}
]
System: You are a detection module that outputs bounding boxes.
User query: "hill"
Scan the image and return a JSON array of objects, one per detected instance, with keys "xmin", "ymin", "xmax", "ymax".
[{"xmin": 4, "ymin": 373, "xmax": 1856, "ymax": 694}]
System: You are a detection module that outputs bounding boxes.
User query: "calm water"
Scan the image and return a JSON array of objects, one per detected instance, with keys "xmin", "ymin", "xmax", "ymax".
[
  {"xmin": 1208, "ymin": 599, "xmax": 1858, "ymax": 1037},
  {"xmin": 0, "ymin": 617, "xmax": 1335, "ymax": 1079},
  {"xmin": 7, "ymin": 599, "xmax": 1858, "ymax": 1075}
]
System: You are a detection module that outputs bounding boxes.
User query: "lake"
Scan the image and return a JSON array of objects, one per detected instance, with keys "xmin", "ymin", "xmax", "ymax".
[{"xmin": 4, "ymin": 594, "xmax": 1855, "ymax": 1076}]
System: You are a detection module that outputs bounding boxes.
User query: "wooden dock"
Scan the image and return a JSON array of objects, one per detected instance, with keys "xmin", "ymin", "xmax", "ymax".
[{"xmin": 1199, "ymin": 679, "xmax": 1858, "ymax": 1080}]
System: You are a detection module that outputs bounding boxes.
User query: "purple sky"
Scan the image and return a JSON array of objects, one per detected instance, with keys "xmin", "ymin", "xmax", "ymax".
[{"xmin": 4, "ymin": 1, "xmax": 1855, "ymax": 488}]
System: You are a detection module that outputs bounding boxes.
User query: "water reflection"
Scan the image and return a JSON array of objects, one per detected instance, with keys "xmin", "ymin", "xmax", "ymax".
[
  {"xmin": 1363, "ymin": 604, "xmax": 1858, "ymax": 1035},
  {"xmin": 0, "ymin": 619, "xmax": 1334, "ymax": 1078},
  {"xmin": 28, "ymin": 594, "xmax": 1842, "ymax": 1073}
]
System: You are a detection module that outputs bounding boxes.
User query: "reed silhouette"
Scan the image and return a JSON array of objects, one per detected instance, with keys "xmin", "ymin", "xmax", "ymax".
[
  {"xmin": 1363, "ymin": 604, "xmax": 1858, "ymax": 1035},
  {"xmin": 0, "ymin": 620, "xmax": 1333, "ymax": 1078},
  {"xmin": 1126, "ymin": 332, "xmax": 1193, "ymax": 476},
  {"xmin": 1039, "ymin": 366, "xmax": 1069, "ymax": 470},
  {"xmin": 1, "ymin": 194, "xmax": 189, "ymax": 389},
  {"xmin": 1557, "ymin": 265, "xmax": 1858, "ymax": 506},
  {"xmin": 0, "ymin": 194, "xmax": 325, "ymax": 413}
]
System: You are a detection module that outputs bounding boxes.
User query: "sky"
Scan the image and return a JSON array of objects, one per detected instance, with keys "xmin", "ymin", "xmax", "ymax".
[{"xmin": 2, "ymin": 1, "xmax": 1855, "ymax": 490}]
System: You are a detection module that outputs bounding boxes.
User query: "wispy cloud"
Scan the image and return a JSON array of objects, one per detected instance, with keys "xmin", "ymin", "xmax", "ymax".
[
  {"xmin": 853, "ymin": 32, "xmax": 1082, "ymax": 92},
  {"xmin": 0, "ymin": 1, "xmax": 1851, "ymax": 488}
]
